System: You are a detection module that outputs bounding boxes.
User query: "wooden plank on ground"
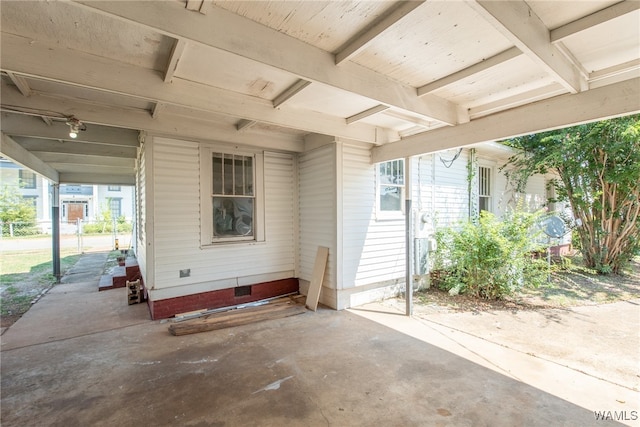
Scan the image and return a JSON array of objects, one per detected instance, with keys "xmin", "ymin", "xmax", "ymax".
[
  {"xmin": 305, "ymin": 246, "xmax": 329, "ymax": 312},
  {"xmin": 168, "ymin": 297, "xmax": 306, "ymax": 336}
]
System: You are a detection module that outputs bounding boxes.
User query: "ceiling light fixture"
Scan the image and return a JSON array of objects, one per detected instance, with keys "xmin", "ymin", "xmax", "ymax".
[{"xmin": 66, "ymin": 117, "xmax": 85, "ymax": 139}]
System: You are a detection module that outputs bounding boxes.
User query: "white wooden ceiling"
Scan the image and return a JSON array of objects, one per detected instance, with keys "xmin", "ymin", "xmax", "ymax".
[{"xmin": 1, "ymin": 0, "xmax": 638, "ymax": 184}]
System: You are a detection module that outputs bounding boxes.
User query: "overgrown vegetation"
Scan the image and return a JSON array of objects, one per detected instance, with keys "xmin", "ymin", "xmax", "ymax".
[
  {"xmin": 432, "ymin": 209, "xmax": 550, "ymax": 299},
  {"xmin": 0, "ymin": 185, "xmax": 39, "ymax": 236},
  {"xmin": 503, "ymin": 115, "xmax": 640, "ymax": 274},
  {"xmin": 82, "ymin": 200, "xmax": 132, "ymax": 234}
]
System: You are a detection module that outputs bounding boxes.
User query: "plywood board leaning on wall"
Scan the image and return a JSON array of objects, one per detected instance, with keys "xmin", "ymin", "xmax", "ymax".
[{"xmin": 305, "ymin": 246, "xmax": 329, "ymax": 312}]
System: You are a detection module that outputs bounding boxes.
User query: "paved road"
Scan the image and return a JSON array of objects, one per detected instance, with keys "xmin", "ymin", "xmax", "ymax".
[{"xmin": 0, "ymin": 235, "xmax": 131, "ymax": 252}]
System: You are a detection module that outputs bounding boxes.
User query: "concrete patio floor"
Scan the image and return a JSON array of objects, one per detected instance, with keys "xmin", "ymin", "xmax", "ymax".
[{"xmin": 1, "ymin": 252, "xmax": 638, "ymax": 426}]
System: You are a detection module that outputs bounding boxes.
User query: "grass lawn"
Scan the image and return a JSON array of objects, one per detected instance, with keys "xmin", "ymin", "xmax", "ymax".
[{"xmin": 1, "ymin": 249, "xmax": 82, "ymax": 326}]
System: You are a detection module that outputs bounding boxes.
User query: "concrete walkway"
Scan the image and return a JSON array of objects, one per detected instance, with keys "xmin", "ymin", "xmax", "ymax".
[{"xmin": 1, "ymin": 252, "xmax": 638, "ymax": 426}]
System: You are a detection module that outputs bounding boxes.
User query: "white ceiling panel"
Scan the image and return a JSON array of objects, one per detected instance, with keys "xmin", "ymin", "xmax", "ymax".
[
  {"xmin": 561, "ymin": 11, "xmax": 640, "ymax": 73},
  {"xmin": 432, "ymin": 55, "xmax": 560, "ymax": 109},
  {"xmin": 350, "ymin": 1, "xmax": 514, "ymax": 86},
  {"xmin": 212, "ymin": 0, "xmax": 392, "ymax": 53},
  {"xmin": 1, "ymin": 0, "xmax": 638, "ymax": 180},
  {"xmin": 23, "ymin": 77, "xmax": 155, "ymax": 112},
  {"xmin": 283, "ymin": 82, "xmax": 381, "ymax": 118},
  {"xmin": 0, "ymin": 0, "xmax": 173, "ymax": 72},
  {"xmin": 528, "ymin": 0, "xmax": 620, "ymax": 29},
  {"xmin": 175, "ymin": 42, "xmax": 299, "ymax": 100}
]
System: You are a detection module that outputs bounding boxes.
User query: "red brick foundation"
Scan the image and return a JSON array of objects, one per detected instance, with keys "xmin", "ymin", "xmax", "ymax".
[{"xmin": 147, "ymin": 278, "xmax": 299, "ymax": 320}]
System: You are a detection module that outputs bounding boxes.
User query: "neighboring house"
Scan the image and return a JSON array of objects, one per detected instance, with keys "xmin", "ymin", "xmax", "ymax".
[
  {"xmin": 137, "ymin": 136, "xmax": 553, "ymax": 319},
  {"xmin": 0, "ymin": 159, "xmax": 134, "ymax": 230},
  {"xmin": 1, "ymin": 159, "xmax": 50, "ymax": 225}
]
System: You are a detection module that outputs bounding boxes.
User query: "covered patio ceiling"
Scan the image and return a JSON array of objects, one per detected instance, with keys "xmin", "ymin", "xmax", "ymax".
[{"xmin": 1, "ymin": 0, "xmax": 638, "ymax": 185}]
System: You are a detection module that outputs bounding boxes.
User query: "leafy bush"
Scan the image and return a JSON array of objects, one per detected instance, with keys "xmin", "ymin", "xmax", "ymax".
[
  {"xmin": 83, "ymin": 216, "xmax": 132, "ymax": 234},
  {"xmin": 433, "ymin": 209, "xmax": 550, "ymax": 299},
  {"xmin": 0, "ymin": 185, "xmax": 39, "ymax": 236}
]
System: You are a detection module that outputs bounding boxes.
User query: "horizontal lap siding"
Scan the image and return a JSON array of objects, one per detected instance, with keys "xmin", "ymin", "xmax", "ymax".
[
  {"xmin": 523, "ymin": 175, "xmax": 547, "ymax": 210},
  {"xmin": 433, "ymin": 150, "xmax": 470, "ymax": 228},
  {"xmin": 298, "ymin": 145, "xmax": 335, "ymax": 289},
  {"xmin": 151, "ymin": 138, "xmax": 295, "ymax": 291},
  {"xmin": 341, "ymin": 143, "xmax": 405, "ymax": 288},
  {"xmin": 415, "ymin": 155, "xmax": 434, "ymax": 219},
  {"xmin": 152, "ymin": 140, "xmax": 201, "ymax": 284},
  {"xmin": 136, "ymin": 144, "xmax": 147, "ymax": 280},
  {"xmin": 263, "ymin": 152, "xmax": 296, "ymax": 270}
]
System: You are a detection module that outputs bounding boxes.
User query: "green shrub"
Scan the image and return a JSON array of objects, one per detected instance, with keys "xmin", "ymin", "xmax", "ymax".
[
  {"xmin": 433, "ymin": 209, "xmax": 550, "ymax": 299},
  {"xmin": 82, "ymin": 216, "xmax": 132, "ymax": 234}
]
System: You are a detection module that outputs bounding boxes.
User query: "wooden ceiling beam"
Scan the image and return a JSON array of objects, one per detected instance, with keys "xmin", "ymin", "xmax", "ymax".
[
  {"xmin": 469, "ymin": 0, "xmax": 585, "ymax": 93},
  {"xmin": 1, "ymin": 34, "xmax": 381, "ymax": 143},
  {"xmin": 0, "ymin": 112, "xmax": 139, "ymax": 147},
  {"xmin": 1, "ymin": 132, "xmax": 59, "ymax": 183},
  {"xmin": 59, "ymin": 172, "xmax": 135, "ymax": 186},
  {"xmin": 346, "ymin": 104, "xmax": 389, "ymax": 125},
  {"xmin": 0, "ymin": 83, "xmax": 306, "ymax": 152},
  {"xmin": 272, "ymin": 79, "xmax": 312, "ymax": 109},
  {"xmin": 372, "ymin": 77, "xmax": 640, "ymax": 163},
  {"xmin": 164, "ymin": 39, "xmax": 187, "ymax": 83},
  {"xmin": 33, "ymin": 152, "xmax": 135, "ymax": 168},
  {"xmin": 235, "ymin": 119, "xmax": 257, "ymax": 132},
  {"xmin": 13, "ymin": 136, "xmax": 137, "ymax": 159},
  {"xmin": 335, "ymin": 1, "xmax": 424, "ymax": 65},
  {"xmin": 551, "ymin": 1, "xmax": 640, "ymax": 43},
  {"xmin": 72, "ymin": 0, "xmax": 458, "ymax": 125},
  {"xmin": 418, "ymin": 47, "xmax": 521, "ymax": 96},
  {"xmin": 6, "ymin": 71, "xmax": 32, "ymax": 97}
]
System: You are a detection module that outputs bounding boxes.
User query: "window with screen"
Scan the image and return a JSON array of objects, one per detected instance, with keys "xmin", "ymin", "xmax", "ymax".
[{"xmin": 211, "ymin": 153, "xmax": 255, "ymax": 239}]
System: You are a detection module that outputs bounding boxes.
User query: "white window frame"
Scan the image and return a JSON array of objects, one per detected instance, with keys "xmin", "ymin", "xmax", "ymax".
[
  {"xmin": 200, "ymin": 145, "xmax": 264, "ymax": 246},
  {"xmin": 376, "ymin": 159, "xmax": 405, "ymax": 220},
  {"xmin": 109, "ymin": 197, "xmax": 122, "ymax": 219},
  {"xmin": 478, "ymin": 165, "xmax": 493, "ymax": 214},
  {"xmin": 19, "ymin": 169, "xmax": 37, "ymax": 189}
]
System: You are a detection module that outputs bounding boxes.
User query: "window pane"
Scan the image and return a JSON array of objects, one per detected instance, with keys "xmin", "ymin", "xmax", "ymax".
[
  {"xmin": 479, "ymin": 196, "xmax": 490, "ymax": 212},
  {"xmin": 19, "ymin": 170, "xmax": 36, "ymax": 189},
  {"xmin": 213, "ymin": 197, "xmax": 254, "ymax": 237},
  {"xmin": 479, "ymin": 167, "xmax": 490, "ymax": 196},
  {"xmin": 244, "ymin": 157, "xmax": 253, "ymax": 196},
  {"xmin": 234, "ymin": 156, "xmax": 245, "ymax": 195},
  {"xmin": 395, "ymin": 160, "xmax": 404, "ymax": 185},
  {"xmin": 110, "ymin": 198, "xmax": 121, "ymax": 218},
  {"xmin": 212, "ymin": 154, "xmax": 223, "ymax": 194},
  {"xmin": 223, "ymin": 156, "xmax": 233, "ymax": 195},
  {"xmin": 380, "ymin": 186, "xmax": 402, "ymax": 211}
]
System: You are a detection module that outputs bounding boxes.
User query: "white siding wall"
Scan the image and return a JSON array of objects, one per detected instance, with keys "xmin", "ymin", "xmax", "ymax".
[
  {"xmin": 493, "ymin": 156, "xmax": 548, "ymax": 216},
  {"xmin": 414, "ymin": 154, "xmax": 435, "ymax": 232},
  {"xmin": 523, "ymin": 175, "xmax": 548, "ymax": 211},
  {"xmin": 148, "ymin": 137, "xmax": 296, "ymax": 301},
  {"xmin": 432, "ymin": 149, "xmax": 470, "ymax": 227},
  {"xmin": 298, "ymin": 144, "xmax": 337, "ymax": 307},
  {"xmin": 135, "ymin": 142, "xmax": 148, "ymax": 281},
  {"xmin": 341, "ymin": 143, "xmax": 405, "ymax": 288}
]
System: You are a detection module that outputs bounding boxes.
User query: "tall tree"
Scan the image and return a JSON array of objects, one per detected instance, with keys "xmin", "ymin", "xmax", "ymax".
[
  {"xmin": 0, "ymin": 185, "xmax": 36, "ymax": 224},
  {"xmin": 502, "ymin": 115, "xmax": 640, "ymax": 274}
]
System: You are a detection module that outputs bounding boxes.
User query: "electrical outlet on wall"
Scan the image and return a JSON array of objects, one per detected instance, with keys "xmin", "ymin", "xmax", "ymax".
[{"xmin": 179, "ymin": 269, "xmax": 190, "ymax": 278}]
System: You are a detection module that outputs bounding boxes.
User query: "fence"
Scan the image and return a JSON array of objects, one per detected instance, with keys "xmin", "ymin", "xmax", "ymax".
[{"xmin": 1, "ymin": 219, "xmax": 134, "ymax": 253}]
